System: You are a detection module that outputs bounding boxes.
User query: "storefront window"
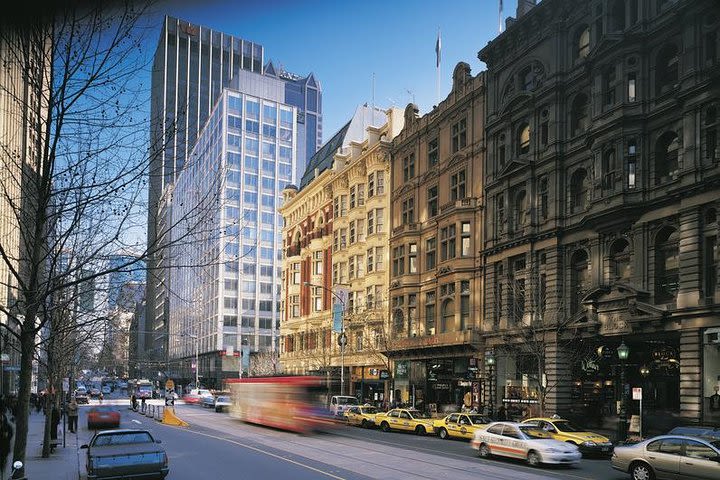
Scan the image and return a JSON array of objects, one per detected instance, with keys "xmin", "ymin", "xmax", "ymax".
[{"xmin": 704, "ymin": 328, "xmax": 720, "ymax": 421}]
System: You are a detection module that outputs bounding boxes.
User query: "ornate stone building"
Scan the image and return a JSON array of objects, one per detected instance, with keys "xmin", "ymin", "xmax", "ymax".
[
  {"xmin": 479, "ymin": 0, "xmax": 719, "ymax": 430},
  {"xmin": 280, "ymin": 105, "xmax": 403, "ymax": 403},
  {"xmin": 387, "ymin": 63, "xmax": 486, "ymax": 413}
]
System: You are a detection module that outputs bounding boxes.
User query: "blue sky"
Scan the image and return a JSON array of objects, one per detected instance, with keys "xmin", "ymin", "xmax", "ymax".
[{"xmin": 154, "ymin": 0, "xmax": 520, "ymax": 141}]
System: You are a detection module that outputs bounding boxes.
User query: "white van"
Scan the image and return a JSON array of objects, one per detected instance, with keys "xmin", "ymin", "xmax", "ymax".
[{"xmin": 329, "ymin": 395, "xmax": 359, "ymax": 416}]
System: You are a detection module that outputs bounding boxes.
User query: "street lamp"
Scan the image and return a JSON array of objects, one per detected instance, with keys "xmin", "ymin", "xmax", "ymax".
[
  {"xmin": 486, "ymin": 350, "xmax": 496, "ymax": 418},
  {"xmin": 304, "ymin": 281, "xmax": 347, "ymax": 395},
  {"xmin": 617, "ymin": 340, "xmax": 630, "ymax": 443}
]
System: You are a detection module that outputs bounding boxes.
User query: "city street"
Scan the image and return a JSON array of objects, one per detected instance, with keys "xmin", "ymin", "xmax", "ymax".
[{"xmin": 74, "ymin": 395, "xmax": 629, "ymax": 480}]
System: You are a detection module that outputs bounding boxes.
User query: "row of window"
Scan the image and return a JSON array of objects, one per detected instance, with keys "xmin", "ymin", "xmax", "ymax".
[
  {"xmin": 333, "ymin": 171, "xmax": 385, "ymax": 218},
  {"xmin": 331, "ymin": 247, "xmax": 385, "ymax": 283},
  {"xmin": 392, "ymin": 280, "xmax": 471, "ymax": 337},
  {"xmin": 400, "ymin": 118, "xmax": 468, "ymax": 183},
  {"xmin": 392, "ymin": 222, "xmax": 472, "ymax": 276}
]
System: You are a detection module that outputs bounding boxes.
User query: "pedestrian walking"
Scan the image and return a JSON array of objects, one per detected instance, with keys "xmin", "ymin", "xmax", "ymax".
[
  {"xmin": 67, "ymin": 397, "xmax": 79, "ymax": 433},
  {"xmin": 131, "ymin": 393, "xmax": 138, "ymax": 411},
  {"xmin": 140, "ymin": 397, "xmax": 146, "ymax": 413},
  {"xmin": 50, "ymin": 404, "xmax": 60, "ymax": 441}
]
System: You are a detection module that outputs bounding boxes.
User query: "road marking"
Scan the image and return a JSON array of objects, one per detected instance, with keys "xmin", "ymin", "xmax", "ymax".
[
  {"xmin": 131, "ymin": 419, "xmax": 142, "ymax": 424},
  {"xmin": 160, "ymin": 424, "xmax": 348, "ymax": 480}
]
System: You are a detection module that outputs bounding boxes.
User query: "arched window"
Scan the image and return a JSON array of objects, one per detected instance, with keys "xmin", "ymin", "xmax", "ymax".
[
  {"xmin": 571, "ymin": 93, "xmax": 589, "ymax": 135},
  {"xmin": 610, "ymin": 0, "xmax": 625, "ymax": 32},
  {"xmin": 518, "ymin": 123, "xmax": 530, "ymax": 155},
  {"xmin": 441, "ymin": 298, "xmax": 454, "ymax": 333},
  {"xmin": 610, "ymin": 239, "xmax": 632, "ymax": 281},
  {"xmin": 570, "ymin": 250, "xmax": 590, "ymax": 313},
  {"xmin": 655, "ymin": 227, "xmax": 679, "ymax": 303},
  {"xmin": 656, "ymin": 44, "xmax": 679, "ymax": 95},
  {"xmin": 513, "ymin": 189, "xmax": 528, "ymax": 231},
  {"xmin": 574, "ymin": 26, "xmax": 590, "ymax": 59},
  {"xmin": 393, "ymin": 309, "xmax": 404, "ymax": 333},
  {"xmin": 570, "ymin": 168, "xmax": 589, "ymax": 213},
  {"xmin": 655, "ymin": 131, "xmax": 679, "ymax": 183}
]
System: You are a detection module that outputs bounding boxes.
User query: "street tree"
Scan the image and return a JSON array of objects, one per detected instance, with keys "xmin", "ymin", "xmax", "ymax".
[
  {"xmin": 495, "ymin": 276, "xmax": 591, "ymax": 418},
  {"xmin": 0, "ymin": 3, "xmax": 225, "ymax": 475}
]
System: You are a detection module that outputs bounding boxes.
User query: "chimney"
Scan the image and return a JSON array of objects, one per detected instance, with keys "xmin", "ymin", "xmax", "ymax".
[{"xmin": 516, "ymin": 0, "xmax": 536, "ymax": 18}]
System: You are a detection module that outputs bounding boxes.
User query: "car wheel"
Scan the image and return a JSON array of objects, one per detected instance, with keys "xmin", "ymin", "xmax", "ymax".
[
  {"xmin": 478, "ymin": 443, "xmax": 491, "ymax": 458},
  {"xmin": 527, "ymin": 450, "xmax": 542, "ymax": 467},
  {"xmin": 439, "ymin": 428, "xmax": 448, "ymax": 440},
  {"xmin": 361, "ymin": 419, "xmax": 368, "ymax": 428},
  {"xmin": 630, "ymin": 461, "xmax": 655, "ymax": 480},
  {"xmin": 415, "ymin": 425, "xmax": 426, "ymax": 436},
  {"xmin": 380, "ymin": 421, "xmax": 390, "ymax": 432}
]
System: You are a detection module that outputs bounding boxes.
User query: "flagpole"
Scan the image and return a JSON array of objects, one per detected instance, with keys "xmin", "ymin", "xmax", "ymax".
[
  {"xmin": 435, "ymin": 29, "xmax": 441, "ymax": 105},
  {"xmin": 499, "ymin": 0, "xmax": 503, "ymax": 34}
]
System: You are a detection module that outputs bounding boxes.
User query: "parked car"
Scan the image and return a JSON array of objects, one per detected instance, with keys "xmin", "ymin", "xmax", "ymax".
[
  {"xmin": 471, "ymin": 421, "xmax": 582, "ymax": 467},
  {"xmin": 375, "ymin": 408, "xmax": 435, "ymax": 436},
  {"xmin": 611, "ymin": 434, "xmax": 720, "ymax": 480},
  {"xmin": 521, "ymin": 417, "xmax": 613, "ymax": 455},
  {"xmin": 101, "ymin": 385, "xmax": 112, "ymax": 395},
  {"xmin": 89, "ymin": 387, "xmax": 101, "ymax": 398},
  {"xmin": 81, "ymin": 429, "xmax": 169, "ymax": 480},
  {"xmin": 87, "ymin": 406, "xmax": 121, "ymax": 429},
  {"xmin": 434, "ymin": 413, "xmax": 492, "ymax": 440},
  {"xmin": 344, "ymin": 405, "xmax": 380, "ymax": 428},
  {"xmin": 329, "ymin": 395, "xmax": 359, "ymax": 417},
  {"xmin": 214, "ymin": 395, "xmax": 232, "ymax": 413}
]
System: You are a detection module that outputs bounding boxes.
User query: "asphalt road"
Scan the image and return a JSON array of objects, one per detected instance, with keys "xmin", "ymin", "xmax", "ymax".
[{"xmin": 75, "ymin": 394, "xmax": 631, "ymax": 480}]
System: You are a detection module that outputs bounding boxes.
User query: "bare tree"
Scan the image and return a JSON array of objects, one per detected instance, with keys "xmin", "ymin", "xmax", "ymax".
[
  {"xmin": 496, "ymin": 277, "xmax": 590, "ymax": 417},
  {"xmin": 249, "ymin": 350, "xmax": 281, "ymax": 377},
  {"xmin": 0, "ymin": 4, "xmax": 224, "ymax": 474}
]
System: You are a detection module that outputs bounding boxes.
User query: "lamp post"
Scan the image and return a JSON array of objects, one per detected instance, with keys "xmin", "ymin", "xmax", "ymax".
[
  {"xmin": 486, "ymin": 350, "xmax": 496, "ymax": 418},
  {"xmin": 304, "ymin": 281, "xmax": 347, "ymax": 395},
  {"xmin": 617, "ymin": 340, "xmax": 630, "ymax": 443}
]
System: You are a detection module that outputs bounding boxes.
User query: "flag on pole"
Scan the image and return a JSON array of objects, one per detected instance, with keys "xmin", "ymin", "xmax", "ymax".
[
  {"xmin": 435, "ymin": 30, "xmax": 441, "ymax": 68},
  {"xmin": 499, "ymin": 0, "xmax": 504, "ymax": 33}
]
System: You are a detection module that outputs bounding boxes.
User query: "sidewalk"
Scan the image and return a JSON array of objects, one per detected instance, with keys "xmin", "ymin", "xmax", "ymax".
[{"xmin": 8, "ymin": 410, "xmax": 80, "ymax": 480}]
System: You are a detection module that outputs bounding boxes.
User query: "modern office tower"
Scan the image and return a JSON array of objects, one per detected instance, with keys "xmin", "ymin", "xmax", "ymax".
[
  {"xmin": 167, "ymin": 70, "xmax": 302, "ymax": 386},
  {"xmin": 147, "ymin": 17, "xmax": 321, "ymax": 366}
]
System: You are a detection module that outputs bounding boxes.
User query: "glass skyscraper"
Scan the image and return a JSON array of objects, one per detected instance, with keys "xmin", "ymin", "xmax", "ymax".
[
  {"xmin": 168, "ymin": 71, "xmax": 299, "ymax": 385},
  {"xmin": 147, "ymin": 16, "xmax": 321, "ymax": 370}
]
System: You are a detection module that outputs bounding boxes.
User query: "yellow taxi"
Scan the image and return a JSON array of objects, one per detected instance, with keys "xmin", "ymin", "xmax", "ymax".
[
  {"xmin": 375, "ymin": 408, "xmax": 435, "ymax": 435},
  {"xmin": 344, "ymin": 405, "xmax": 380, "ymax": 428},
  {"xmin": 521, "ymin": 417, "xmax": 613, "ymax": 456},
  {"xmin": 433, "ymin": 413, "xmax": 492, "ymax": 440}
]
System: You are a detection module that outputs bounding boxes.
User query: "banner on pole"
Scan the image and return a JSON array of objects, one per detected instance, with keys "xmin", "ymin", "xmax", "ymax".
[{"xmin": 332, "ymin": 287, "xmax": 348, "ymax": 333}]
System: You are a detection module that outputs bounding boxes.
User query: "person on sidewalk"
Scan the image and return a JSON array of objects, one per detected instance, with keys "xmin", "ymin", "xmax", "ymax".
[
  {"xmin": 67, "ymin": 397, "xmax": 79, "ymax": 433},
  {"xmin": 50, "ymin": 403, "xmax": 60, "ymax": 441}
]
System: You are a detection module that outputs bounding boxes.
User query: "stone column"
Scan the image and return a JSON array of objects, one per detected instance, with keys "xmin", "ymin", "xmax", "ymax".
[
  {"xmin": 544, "ymin": 340, "xmax": 573, "ymax": 416},
  {"xmin": 679, "ymin": 329, "xmax": 702, "ymax": 423},
  {"xmin": 677, "ymin": 208, "xmax": 701, "ymax": 308}
]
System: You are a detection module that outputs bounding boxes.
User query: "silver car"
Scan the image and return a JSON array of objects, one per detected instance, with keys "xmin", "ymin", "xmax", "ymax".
[{"xmin": 611, "ymin": 434, "xmax": 720, "ymax": 480}]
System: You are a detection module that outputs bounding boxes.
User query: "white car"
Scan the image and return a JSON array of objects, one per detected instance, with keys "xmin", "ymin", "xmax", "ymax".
[
  {"xmin": 329, "ymin": 396, "xmax": 359, "ymax": 417},
  {"xmin": 472, "ymin": 421, "xmax": 582, "ymax": 467}
]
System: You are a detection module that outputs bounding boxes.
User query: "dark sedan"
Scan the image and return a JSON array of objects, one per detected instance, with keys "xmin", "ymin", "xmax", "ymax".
[{"xmin": 81, "ymin": 429, "xmax": 169, "ymax": 480}]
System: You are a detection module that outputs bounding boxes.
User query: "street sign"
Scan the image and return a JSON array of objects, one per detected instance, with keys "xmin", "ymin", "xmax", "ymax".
[
  {"xmin": 62, "ymin": 378, "xmax": 69, "ymax": 393},
  {"xmin": 338, "ymin": 332, "xmax": 348, "ymax": 347},
  {"xmin": 632, "ymin": 387, "xmax": 642, "ymax": 400}
]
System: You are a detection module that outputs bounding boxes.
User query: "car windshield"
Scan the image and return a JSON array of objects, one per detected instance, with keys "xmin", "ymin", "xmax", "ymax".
[
  {"xmin": 519, "ymin": 425, "xmax": 553, "ymax": 439},
  {"xmin": 360, "ymin": 407, "xmax": 378, "ymax": 414},
  {"xmin": 336, "ymin": 397, "xmax": 358, "ymax": 405},
  {"xmin": 554, "ymin": 421, "xmax": 586, "ymax": 432},
  {"xmin": 92, "ymin": 432, "xmax": 153, "ymax": 446},
  {"xmin": 408, "ymin": 410, "xmax": 430, "ymax": 419},
  {"xmin": 217, "ymin": 396, "xmax": 230, "ymax": 402},
  {"xmin": 468, "ymin": 415, "xmax": 492, "ymax": 425}
]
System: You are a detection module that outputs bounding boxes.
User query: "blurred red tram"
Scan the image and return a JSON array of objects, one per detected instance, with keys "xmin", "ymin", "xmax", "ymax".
[{"xmin": 225, "ymin": 376, "xmax": 334, "ymax": 433}]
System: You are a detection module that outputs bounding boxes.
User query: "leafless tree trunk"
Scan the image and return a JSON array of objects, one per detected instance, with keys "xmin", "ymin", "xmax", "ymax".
[{"xmin": 0, "ymin": 3, "xmax": 224, "ymax": 475}]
